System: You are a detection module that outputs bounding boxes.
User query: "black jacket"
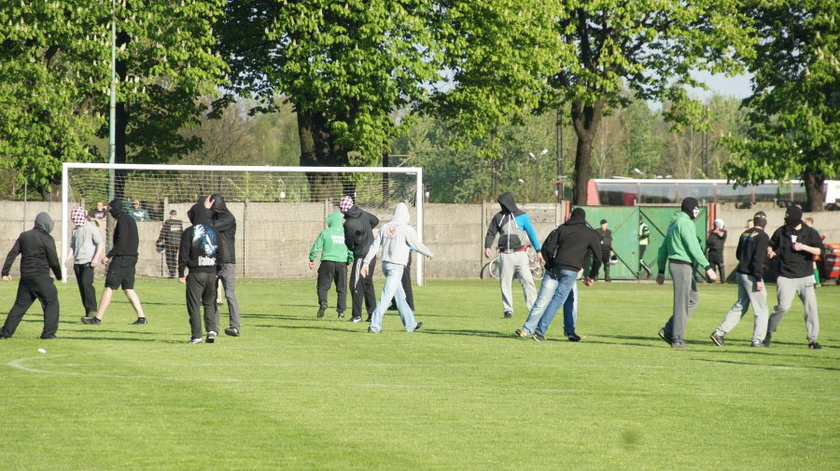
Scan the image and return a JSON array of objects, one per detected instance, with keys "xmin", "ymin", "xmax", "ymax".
[
  {"xmin": 179, "ymin": 203, "xmax": 223, "ymax": 277},
  {"xmin": 770, "ymin": 224, "xmax": 822, "ymax": 278},
  {"xmin": 706, "ymin": 230, "xmax": 727, "ymax": 255},
  {"xmin": 541, "ymin": 208, "xmax": 602, "ymax": 278},
  {"xmin": 107, "ymin": 199, "xmax": 139, "ymax": 258},
  {"xmin": 598, "ymin": 228, "xmax": 613, "ymax": 252},
  {"xmin": 735, "ymin": 227, "xmax": 770, "ymax": 280},
  {"xmin": 343, "ymin": 205, "xmax": 379, "ymax": 257},
  {"xmin": 210, "ymin": 193, "xmax": 236, "ymax": 264},
  {"xmin": 2, "ymin": 212, "xmax": 61, "ymax": 280}
]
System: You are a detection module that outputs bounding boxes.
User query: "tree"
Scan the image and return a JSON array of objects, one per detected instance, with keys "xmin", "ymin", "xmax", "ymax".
[
  {"xmin": 724, "ymin": 0, "xmax": 839, "ymax": 211},
  {"xmin": 0, "ymin": 1, "xmax": 227, "ymax": 199},
  {"xmin": 546, "ymin": 0, "xmax": 755, "ymax": 204},
  {"xmin": 217, "ymin": 0, "xmax": 441, "ymax": 197}
]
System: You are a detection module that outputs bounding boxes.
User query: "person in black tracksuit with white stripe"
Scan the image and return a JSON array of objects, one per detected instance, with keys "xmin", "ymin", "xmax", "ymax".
[
  {"xmin": 179, "ymin": 202, "xmax": 223, "ymax": 344},
  {"xmin": 1, "ymin": 213, "xmax": 62, "ymax": 339}
]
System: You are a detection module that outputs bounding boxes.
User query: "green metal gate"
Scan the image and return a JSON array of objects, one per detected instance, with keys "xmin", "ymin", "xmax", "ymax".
[{"xmin": 574, "ymin": 206, "xmax": 708, "ymax": 280}]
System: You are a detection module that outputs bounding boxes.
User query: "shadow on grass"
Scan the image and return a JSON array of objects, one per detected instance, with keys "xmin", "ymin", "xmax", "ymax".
[
  {"xmin": 57, "ymin": 335, "xmax": 158, "ymax": 342},
  {"xmin": 691, "ymin": 357, "xmax": 840, "ymax": 372},
  {"xmin": 252, "ymin": 323, "xmax": 364, "ymax": 335},
  {"xmin": 415, "ymin": 328, "xmax": 514, "ymax": 339}
]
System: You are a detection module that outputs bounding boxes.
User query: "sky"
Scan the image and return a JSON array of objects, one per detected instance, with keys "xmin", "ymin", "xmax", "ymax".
[{"xmin": 687, "ymin": 70, "xmax": 754, "ymax": 101}]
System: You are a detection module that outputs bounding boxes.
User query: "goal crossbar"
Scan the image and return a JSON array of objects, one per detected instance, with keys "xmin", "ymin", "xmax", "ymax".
[{"xmin": 61, "ymin": 162, "xmax": 425, "ymax": 285}]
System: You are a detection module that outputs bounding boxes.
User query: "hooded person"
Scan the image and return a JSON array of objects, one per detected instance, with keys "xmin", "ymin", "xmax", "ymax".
[
  {"xmin": 360, "ymin": 203, "xmax": 433, "ymax": 333},
  {"xmin": 765, "ymin": 205, "xmax": 823, "ymax": 349},
  {"xmin": 1, "ymin": 212, "xmax": 62, "ymax": 339},
  {"xmin": 516, "ymin": 207, "xmax": 602, "ymax": 342},
  {"xmin": 82, "ymin": 199, "xmax": 147, "ymax": 325},
  {"xmin": 655, "ymin": 197, "xmax": 716, "ymax": 348},
  {"xmin": 706, "ymin": 217, "xmax": 728, "ymax": 284},
  {"xmin": 66, "ymin": 206, "xmax": 105, "ymax": 319},
  {"xmin": 710, "ymin": 211, "xmax": 772, "ymax": 348},
  {"xmin": 179, "ymin": 201, "xmax": 223, "ymax": 344},
  {"xmin": 340, "ymin": 195, "xmax": 380, "ymax": 322},
  {"xmin": 483, "ymin": 192, "xmax": 543, "ymax": 319},
  {"xmin": 309, "ymin": 211, "xmax": 353, "ymax": 319},
  {"xmin": 205, "ymin": 193, "xmax": 241, "ymax": 337}
]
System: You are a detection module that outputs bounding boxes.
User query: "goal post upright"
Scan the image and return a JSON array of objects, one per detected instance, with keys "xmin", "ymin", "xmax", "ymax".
[{"xmin": 61, "ymin": 162, "xmax": 426, "ymax": 285}]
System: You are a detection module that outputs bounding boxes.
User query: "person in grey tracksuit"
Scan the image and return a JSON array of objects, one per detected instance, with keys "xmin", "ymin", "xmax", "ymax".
[
  {"xmin": 710, "ymin": 211, "xmax": 770, "ymax": 348},
  {"xmin": 483, "ymin": 192, "xmax": 542, "ymax": 319},
  {"xmin": 764, "ymin": 205, "xmax": 823, "ymax": 350}
]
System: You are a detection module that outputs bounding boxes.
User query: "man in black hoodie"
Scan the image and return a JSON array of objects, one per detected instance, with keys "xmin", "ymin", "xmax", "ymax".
[
  {"xmin": 339, "ymin": 195, "xmax": 379, "ymax": 323},
  {"xmin": 1, "ymin": 213, "xmax": 62, "ymax": 339},
  {"xmin": 82, "ymin": 199, "xmax": 147, "ymax": 325},
  {"xmin": 205, "ymin": 193, "xmax": 241, "ymax": 337},
  {"xmin": 764, "ymin": 205, "xmax": 823, "ymax": 349},
  {"xmin": 179, "ymin": 202, "xmax": 223, "ymax": 344},
  {"xmin": 515, "ymin": 207, "xmax": 601, "ymax": 341}
]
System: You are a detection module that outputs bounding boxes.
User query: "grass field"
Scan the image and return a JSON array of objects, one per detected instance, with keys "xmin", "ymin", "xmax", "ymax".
[{"xmin": 0, "ymin": 277, "xmax": 837, "ymax": 470}]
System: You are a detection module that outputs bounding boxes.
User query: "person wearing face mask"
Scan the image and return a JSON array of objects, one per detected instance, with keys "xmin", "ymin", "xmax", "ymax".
[
  {"xmin": 656, "ymin": 197, "xmax": 717, "ymax": 348},
  {"xmin": 763, "ymin": 205, "xmax": 823, "ymax": 349}
]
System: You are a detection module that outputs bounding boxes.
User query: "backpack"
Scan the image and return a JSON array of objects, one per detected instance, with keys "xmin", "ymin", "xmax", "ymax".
[{"xmin": 540, "ymin": 225, "xmax": 565, "ymax": 269}]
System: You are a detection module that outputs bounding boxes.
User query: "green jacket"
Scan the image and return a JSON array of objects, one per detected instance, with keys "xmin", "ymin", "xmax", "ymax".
[
  {"xmin": 657, "ymin": 210, "xmax": 710, "ymax": 273},
  {"xmin": 310, "ymin": 211, "xmax": 353, "ymax": 264}
]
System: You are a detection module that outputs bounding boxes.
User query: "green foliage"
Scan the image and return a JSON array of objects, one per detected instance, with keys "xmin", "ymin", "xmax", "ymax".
[
  {"xmin": 0, "ymin": 0, "xmax": 227, "ymax": 197},
  {"xmin": 219, "ymin": 0, "xmax": 441, "ymax": 164},
  {"xmin": 724, "ymin": 0, "xmax": 839, "ymax": 186}
]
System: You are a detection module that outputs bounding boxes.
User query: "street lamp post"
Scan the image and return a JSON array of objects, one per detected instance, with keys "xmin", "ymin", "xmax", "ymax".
[{"xmin": 529, "ymin": 149, "xmax": 548, "ymax": 202}]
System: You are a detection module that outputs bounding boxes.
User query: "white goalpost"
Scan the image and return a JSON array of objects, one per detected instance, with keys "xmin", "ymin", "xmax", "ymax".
[{"xmin": 61, "ymin": 162, "xmax": 425, "ymax": 285}]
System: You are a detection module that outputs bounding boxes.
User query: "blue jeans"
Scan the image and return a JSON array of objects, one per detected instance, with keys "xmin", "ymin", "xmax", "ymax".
[
  {"xmin": 522, "ymin": 268, "xmax": 578, "ymax": 336},
  {"xmin": 369, "ymin": 262, "xmax": 418, "ymax": 333}
]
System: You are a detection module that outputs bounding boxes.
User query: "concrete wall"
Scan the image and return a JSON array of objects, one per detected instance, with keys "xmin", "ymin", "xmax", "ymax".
[{"xmin": 1, "ymin": 200, "xmax": 836, "ymax": 281}]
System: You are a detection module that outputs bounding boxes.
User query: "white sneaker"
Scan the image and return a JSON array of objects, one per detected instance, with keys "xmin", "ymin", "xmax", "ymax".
[
  {"xmin": 206, "ymin": 331, "xmax": 217, "ymax": 343},
  {"xmin": 188, "ymin": 338, "xmax": 203, "ymax": 344}
]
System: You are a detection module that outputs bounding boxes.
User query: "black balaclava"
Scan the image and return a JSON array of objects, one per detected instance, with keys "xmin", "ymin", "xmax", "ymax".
[
  {"xmin": 680, "ymin": 197, "xmax": 700, "ymax": 220},
  {"xmin": 752, "ymin": 211, "xmax": 768, "ymax": 229},
  {"xmin": 784, "ymin": 205, "xmax": 803, "ymax": 229},
  {"xmin": 108, "ymin": 199, "xmax": 124, "ymax": 219},
  {"xmin": 187, "ymin": 202, "xmax": 211, "ymax": 225},
  {"xmin": 567, "ymin": 207, "xmax": 586, "ymax": 225}
]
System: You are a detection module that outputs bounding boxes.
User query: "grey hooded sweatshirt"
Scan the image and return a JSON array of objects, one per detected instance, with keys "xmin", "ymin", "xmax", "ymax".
[{"xmin": 362, "ymin": 203, "xmax": 431, "ymax": 267}]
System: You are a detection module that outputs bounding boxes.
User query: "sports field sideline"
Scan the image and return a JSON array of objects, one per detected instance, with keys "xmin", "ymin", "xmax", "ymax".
[{"xmin": 0, "ymin": 278, "xmax": 837, "ymax": 469}]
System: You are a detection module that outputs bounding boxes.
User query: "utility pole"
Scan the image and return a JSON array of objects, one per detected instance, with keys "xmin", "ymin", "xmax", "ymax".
[{"xmin": 108, "ymin": 0, "xmax": 116, "ymax": 202}]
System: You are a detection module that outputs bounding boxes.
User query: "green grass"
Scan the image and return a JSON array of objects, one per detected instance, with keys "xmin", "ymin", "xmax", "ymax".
[{"xmin": 0, "ymin": 278, "xmax": 838, "ymax": 470}]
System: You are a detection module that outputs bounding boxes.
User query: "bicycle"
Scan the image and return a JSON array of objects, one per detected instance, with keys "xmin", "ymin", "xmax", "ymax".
[{"xmin": 480, "ymin": 248, "xmax": 544, "ymax": 280}]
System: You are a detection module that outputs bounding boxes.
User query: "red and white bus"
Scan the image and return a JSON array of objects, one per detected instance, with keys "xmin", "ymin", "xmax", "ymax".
[{"xmin": 585, "ymin": 178, "xmax": 840, "ymax": 207}]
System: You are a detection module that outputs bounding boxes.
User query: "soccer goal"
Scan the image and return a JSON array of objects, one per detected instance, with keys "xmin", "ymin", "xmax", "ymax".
[{"xmin": 61, "ymin": 163, "xmax": 426, "ymax": 284}]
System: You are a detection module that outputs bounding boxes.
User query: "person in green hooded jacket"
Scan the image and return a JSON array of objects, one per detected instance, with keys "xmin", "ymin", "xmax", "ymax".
[
  {"xmin": 656, "ymin": 197, "xmax": 717, "ymax": 348},
  {"xmin": 309, "ymin": 211, "xmax": 354, "ymax": 319}
]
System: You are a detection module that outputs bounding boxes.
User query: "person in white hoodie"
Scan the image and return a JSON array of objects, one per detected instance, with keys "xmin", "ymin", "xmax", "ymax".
[{"xmin": 360, "ymin": 203, "xmax": 433, "ymax": 333}]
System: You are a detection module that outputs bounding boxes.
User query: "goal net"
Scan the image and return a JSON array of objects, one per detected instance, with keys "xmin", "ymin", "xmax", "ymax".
[{"xmin": 61, "ymin": 163, "xmax": 425, "ymax": 283}]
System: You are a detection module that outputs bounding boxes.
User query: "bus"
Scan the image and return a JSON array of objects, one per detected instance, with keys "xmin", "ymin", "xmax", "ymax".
[{"xmin": 585, "ymin": 178, "xmax": 840, "ymax": 207}]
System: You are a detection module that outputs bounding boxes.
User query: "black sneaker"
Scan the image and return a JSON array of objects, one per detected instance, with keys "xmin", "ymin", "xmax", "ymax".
[
  {"xmin": 350, "ymin": 316, "xmax": 362, "ymax": 323},
  {"xmin": 40, "ymin": 334, "xmax": 57, "ymax": 340},
  {"xmin": 131, "ymin": 317, "xmax": 148, "ymax": 325},
  {"xmin": 670, "ymin": 341, "xmax": 691, "ymax": 349},
  {"xmin": 533, "ymin": 334, "xmax": 546, "ymax": 342},
  {"xmin": 206, "ymin": 331, "xmax": 217, "ymax": 343},
  {"xmin": 337, "ymin": 313, "xmax": 345, "ymax": 319},
  {"xmin": 503, "ymin": 311, "xmax": 513, "ymax": 319},
  {"xmin": 81, "ymin": 316, "xmax": 101, "ymax": 325},
  {"xmin": 413, "ymin": 322, "xmax": 423, "ymax": 332},
  {"xmin": 224, "ymin": 327, "xmax": 240, "ymax": 337},
  {"xmin": 316, "ymin": 305, "xmax": 326, "ymax": 319},
  {"xmin": 710, "ymin": 332, "xmax": 725, "ymax": 346},
  {"xmin": 809, "ymin": 342, "xmax": 823, "ymax": 350},
  {"xmin": 761, "ymin": 333, "xmax": 772, "ymax": 347},
  {"xmin": 751, "ymin": 341, "xmax": 769, "ymax": 348},
  {"xmin": 657, "ymin": 328, "xmax": 671, "ymax": 344},
  {"xmin": 566, "ymin": 332, "xmax": 581, "ymax": 342},
  {"xmin": 365, "ymin": 315, "xmax": 372, "ymax": 322}
]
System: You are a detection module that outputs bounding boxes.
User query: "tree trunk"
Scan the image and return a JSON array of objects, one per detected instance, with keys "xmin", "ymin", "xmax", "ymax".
[
  {"xmin": 570, "ymin": 100, "xmax": 604, "ymax": 205},
  {"xmin": 297, "ymin": 110, "xmax": 352, "ymax": 201},
  {"xmin": 803, "ymin": 170, "xmax": 826, "ymax": 212}
]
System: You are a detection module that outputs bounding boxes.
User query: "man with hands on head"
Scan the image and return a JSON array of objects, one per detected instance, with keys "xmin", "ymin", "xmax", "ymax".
[{"xmin": 656, "ymin": 197, "xmax": 717, "ymax": 348}]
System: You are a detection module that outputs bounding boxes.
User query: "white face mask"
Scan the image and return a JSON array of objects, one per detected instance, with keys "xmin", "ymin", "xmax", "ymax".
[{"xmin": 691, "ymin": 207, "xmax": 700, "ymax": 219}]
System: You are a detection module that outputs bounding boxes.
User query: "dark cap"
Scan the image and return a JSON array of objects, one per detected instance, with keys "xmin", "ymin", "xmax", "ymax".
[
  {"xmin": 600, "ymin": 219, "xmax": 608, "ymax": 225},
  {"xmin": 752, "ymin": 211, "xmax": 767, "ymax": 228}
]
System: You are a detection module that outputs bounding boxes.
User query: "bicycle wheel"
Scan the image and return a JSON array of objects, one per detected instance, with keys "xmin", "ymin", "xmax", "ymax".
[{"xmin": 481, "ymin": 257, "xmax": 501, "ymax": 280}]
